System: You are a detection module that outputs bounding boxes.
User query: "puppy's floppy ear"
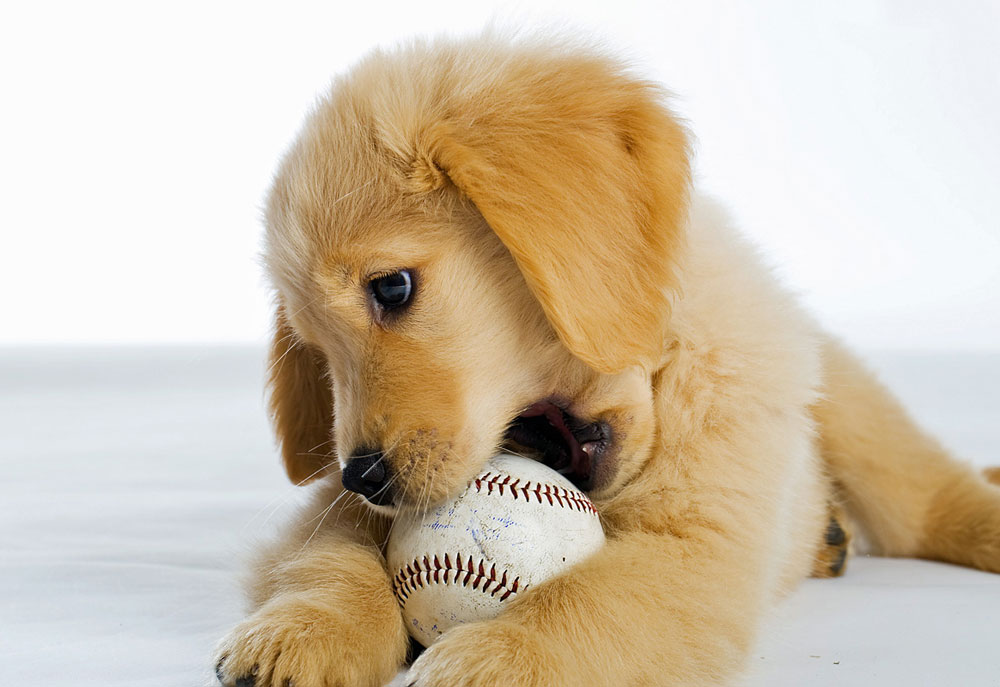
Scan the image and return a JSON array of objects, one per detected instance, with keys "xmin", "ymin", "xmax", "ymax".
[
  {"xmin": 267, "ymin": 305, "xmax": 335, "ymax": 485},
  {"xmin": 415, "ymin": 55, "xmax": 690, "ymax": 373}
]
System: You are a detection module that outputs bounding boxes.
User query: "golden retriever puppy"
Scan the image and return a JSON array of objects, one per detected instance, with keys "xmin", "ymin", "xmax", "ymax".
[{"xmin": 214, "ymin": 34, "xmax": 1000, "ymax": 687}]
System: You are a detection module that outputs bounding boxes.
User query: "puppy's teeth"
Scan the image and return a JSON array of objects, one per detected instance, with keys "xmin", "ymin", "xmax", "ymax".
[{"xmin": 581, "ymin": 442, "xmax": 598, "ymax": 456}]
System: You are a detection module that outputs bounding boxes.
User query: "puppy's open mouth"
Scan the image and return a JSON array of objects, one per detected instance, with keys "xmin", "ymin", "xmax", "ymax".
[{"xmin": 503, "ymin": 400, "xmax": 611, "ymax": 491}]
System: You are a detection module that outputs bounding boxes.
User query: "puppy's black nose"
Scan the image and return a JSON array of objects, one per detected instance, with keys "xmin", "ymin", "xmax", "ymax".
[{"xmin": 341, "ymin": 450, "xmax": 394, "ymax": 505}]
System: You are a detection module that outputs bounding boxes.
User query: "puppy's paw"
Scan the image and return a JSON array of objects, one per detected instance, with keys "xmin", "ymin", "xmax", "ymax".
[
  {"xmin": 811, "ymin": 505, "xmax": 852, "ymax": 578},
  {"xmin": 215, "ymin": 595, "xmax": 406, "ymax": 687},
  {"xmin": 405, "ymin": 620, "xmax": 570, "ymax": 687}
]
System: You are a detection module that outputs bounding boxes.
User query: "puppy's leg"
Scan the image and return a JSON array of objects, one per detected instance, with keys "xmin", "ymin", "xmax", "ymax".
[
  {"xmin": 215, "ymin": 482, "xmax": 408, "ymax": 687},
  {"xmin": 406, "ymin": 450, "xmax": 814, "ymax": 685},
  {"xmin": 815, "ymin": 339, "xmax": 1000, "ymax": 572},
  {"xmin": 984, "ymin": 467, "xmax": 1000, "ymax": 486},
  {"xmin": 406, "ymin": 527, "xmax": 773, "ymax": 687}
]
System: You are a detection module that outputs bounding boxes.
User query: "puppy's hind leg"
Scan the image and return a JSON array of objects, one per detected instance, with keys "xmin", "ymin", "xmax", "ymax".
[
  {"xmin": 814, "ymin": 339, "xmax": 1000, "ymax": 573},
  {"xmin": 984, "ymin": 467, "xmax": 1000, "ymax": 487}
]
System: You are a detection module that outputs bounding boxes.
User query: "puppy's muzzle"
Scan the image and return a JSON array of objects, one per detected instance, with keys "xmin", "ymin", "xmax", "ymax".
[{"xmin": 342, "ymin": 449, "xmax": 394, "ymax": 506}]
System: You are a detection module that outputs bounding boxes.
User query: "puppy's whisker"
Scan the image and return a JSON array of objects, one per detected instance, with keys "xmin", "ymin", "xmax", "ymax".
[
  {"xmin": 329, "ymin": 179, "xmax": 374, "ymax": 207},
  {"xmin": 266, "ymin": 340, "xmax": 301, "ymax": 380},
  {"xmin": 376, "ymin": 471, "xmax": 409, "ymax": 547},
  {"xmin": 264, "ymin": 300, "xmax": 322, "ymax": 381},
  {"xmin": 242, "ymin": 458, "xmax": 339, "ymax": 534},
  {"xmin": 300, "ymin": 481, "xmax": 370, "ymax": 550},
  {"xmin": 305, "ymin": 438, "xmax": 337, "ymax": 454},
  {"xmin": 329, "ymin": 489, "xmax": 363, "ymax": 530},
  {"xmin": 300, "ymin": 498, "xmax": 337, "ymax": 550},
  {"xmin": 369, "ymin": 431, "xmax": 426, "ymax": 548},
  {"xmin": 351, "ymin": 449, "xmax": 385, "ymax": 460},
  {"xmin": 497, "ymin": 447, "xmax": 540, "ymax": 463},
  {"xmin": 285, "ymin": 295, "xmax": 322, "ymax": 321},
  {"xmin": 294, "ymin": 456, "xmax": 338, "ymax": 483},
  {"xmin": 265, "ymin": 336, "xmax": 296, "ymax": 365}
]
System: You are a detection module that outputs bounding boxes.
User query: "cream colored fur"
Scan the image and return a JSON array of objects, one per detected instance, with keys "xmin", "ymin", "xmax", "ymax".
[{"xmin": 214, "ymin": 33, "xmax": 1000, "ymax": 687}]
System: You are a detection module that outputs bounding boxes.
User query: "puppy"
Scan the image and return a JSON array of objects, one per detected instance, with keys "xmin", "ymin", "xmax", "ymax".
[{"xmin": 215, "ymin": 34, "xmax": 1000, "ymax": 687}]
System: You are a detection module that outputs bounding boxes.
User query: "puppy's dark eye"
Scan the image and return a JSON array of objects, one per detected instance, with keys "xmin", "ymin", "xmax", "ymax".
[{"xmin": 370, "ymin": 270, "xmax": 413, "ymax": 310}]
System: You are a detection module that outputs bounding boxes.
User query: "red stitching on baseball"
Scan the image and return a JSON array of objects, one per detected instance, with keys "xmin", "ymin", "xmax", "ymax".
[
  {"xmin": 472, "ymin": 473, "xmax": 599, "ymax": 516},
  {"xmin": 392, "ymin": 552, "xmax": 523, "ymax": 607}
]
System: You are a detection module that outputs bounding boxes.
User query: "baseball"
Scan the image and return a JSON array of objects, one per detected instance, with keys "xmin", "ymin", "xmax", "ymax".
[{"xmin": 386, "ymin": 453, "xmax": 606, "ymax": 647}]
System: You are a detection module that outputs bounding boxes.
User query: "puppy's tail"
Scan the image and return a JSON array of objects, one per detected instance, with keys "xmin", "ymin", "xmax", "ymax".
[{"xmin": 814, "ymin": 339, "xmax": 1000, "ymax": 573}]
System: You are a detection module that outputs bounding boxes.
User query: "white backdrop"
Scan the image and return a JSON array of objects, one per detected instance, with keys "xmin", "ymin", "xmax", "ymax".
[{"xmin": 2, "ymin": 0, "xmax": 998, "ymax": 349}]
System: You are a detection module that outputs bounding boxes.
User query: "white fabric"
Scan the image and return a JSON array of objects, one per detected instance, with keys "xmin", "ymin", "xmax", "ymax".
[{"xmin": 1, "ymin": 347, "xmax": 998, "ymax": 686}]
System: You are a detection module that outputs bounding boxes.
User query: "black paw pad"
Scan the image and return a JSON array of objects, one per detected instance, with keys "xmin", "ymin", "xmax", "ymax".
[
  {"xmin": 825, "ymin": 517, "xmax": 847, "ymax": 547},
  {"xmin": 235, "ymin": 675, "xmax": 256, "ymax": 687}
]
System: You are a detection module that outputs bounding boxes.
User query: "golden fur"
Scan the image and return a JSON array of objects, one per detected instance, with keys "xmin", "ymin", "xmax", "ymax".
[{"xmin": 215, "ymin": 34, "xmax": 1000, "ymax": 687}]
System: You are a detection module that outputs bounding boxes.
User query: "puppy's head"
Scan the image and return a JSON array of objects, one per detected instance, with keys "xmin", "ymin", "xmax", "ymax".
[{"xmin": 264, "ymin": 36, "xmax": 690, "ymax": 513}]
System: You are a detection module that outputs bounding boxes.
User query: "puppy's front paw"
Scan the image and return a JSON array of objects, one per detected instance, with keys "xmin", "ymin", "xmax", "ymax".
[
  {"xmin": 405, "ymin": 621, "xmax": 570, "ymax": 687},
  {"xmin": 215, "ymin": 594, "xmax": 406, "ymax": 687}
]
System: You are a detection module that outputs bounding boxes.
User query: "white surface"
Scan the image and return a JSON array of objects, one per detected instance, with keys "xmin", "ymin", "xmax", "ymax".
[
  {"xmin": 387, "ymin": 453, "xmax": 605, "ymax": 647},
  {"xmin": 3, "ymin": 2, "xmax": 999, "ymax": 350},
  {"xmin": 1, "ymin": 347, "xmax": 998, "ymax": 686}
]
